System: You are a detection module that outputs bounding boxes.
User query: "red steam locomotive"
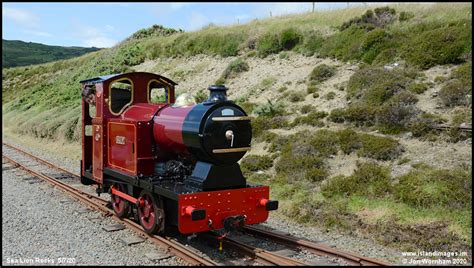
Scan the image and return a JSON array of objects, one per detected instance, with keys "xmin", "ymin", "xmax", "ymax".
[{"xmin": 79, "ymin": 72, "xmax": 278, "ymax": 235}]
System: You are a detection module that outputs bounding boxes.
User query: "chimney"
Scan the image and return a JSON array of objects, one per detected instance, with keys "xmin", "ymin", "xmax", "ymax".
[{"xmin": 206, "ymin": 85, "xmax": 228, "ymax": 103}]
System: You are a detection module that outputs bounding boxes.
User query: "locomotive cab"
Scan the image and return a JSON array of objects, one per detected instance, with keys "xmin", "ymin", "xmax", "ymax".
[{"xmin": 79, "ymin": 72, "xmax": 278, "ymax": 235}]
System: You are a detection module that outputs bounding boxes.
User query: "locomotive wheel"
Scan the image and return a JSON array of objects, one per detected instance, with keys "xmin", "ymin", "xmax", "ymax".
[
  {"xmin": 111, "ymin": 183, "xmax": 130, "ymax": 218},
  {"xmin": 137, "ymin": 191, "xmax": 165, "ymax": 234}
]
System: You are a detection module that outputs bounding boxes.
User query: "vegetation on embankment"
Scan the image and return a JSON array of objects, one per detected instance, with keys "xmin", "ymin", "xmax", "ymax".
[
  {"xmin": 2, "ymin": 3, "xmax": 472, "ymax": 255},
  {"xmin": 2, "ymin": 39, "xmax": 101, "ymax": 68}
]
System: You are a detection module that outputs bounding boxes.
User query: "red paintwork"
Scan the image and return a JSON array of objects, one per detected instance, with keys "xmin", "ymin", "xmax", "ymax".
[
  {"xmin": 108, "ymin": 122, "xmax": 137, "ymax": 174},
  {"xmin": 153, "ymin": 105, "xmax": 194, "ymax": 155},
  {"xmin": 111, "ymin": 185, "xmax": 139, "ymax": 205},
  {"xmin": 121, "ymin": 103, "xmax": 167, "ymax": 121},
  {"xmin": 92, "ymin": 122, "xmax": 104, "ymax": 182},
  {"xmin": 177, "ymin": 186, "xmax": 270, "ymax": 234},
  {"xmin": 139, "ymin": 193, "xmax": 157, "ymax": 230},
  {"xmin": 81, "ymin": 72, "xmax": 176, "ymax": 179}
]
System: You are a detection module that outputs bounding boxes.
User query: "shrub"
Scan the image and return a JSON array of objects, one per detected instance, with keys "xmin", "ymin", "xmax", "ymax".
[
  {"xmin": 390, "ymin": 91, "xmax": 419, "ymax": 105},
  {"xmin": 251, "ymin": 116, "xmax": 270, "ymax": 138},
  {"xmin": 300, "ymin": 104, "xmax": 314, "ymax": 114},
  {"xmin": 325, "ymin": 91, "xmax": 336, "ymax": 100},
  {"xmin": 214, "ymin": 77, "xmax": 226, "ymax": 85},
  {"xmin": 292, "ymin": 111, "xmax": 327, "ymax": 127},
  {"xmin": 240, "ymin": 155, "xmax": 274, "ymax": 174},
  {"xmin": 306, "ymin": 84, "xmax": 318, "ymax": 94},
  {"xmin": 340, "ymin": 7, "xmax": 396, "ymax": 31},
  {"xmin": 309, "ymin": 129, "xmax": 339, "ymax": 157},
  {"xmin": 337, "ymin": 128, "xmax": 362, "ymax": 154},
  {"xmin": 305, "ymin": 168, "xmax": 329, "ymax": 182},
  {"xmin": 300, "ymin": 31, "xmax": 324, "ymax": 56},
  {"xmin": 394, "ymin": 166, "xmax": 472, "ymax": 208},
  {"xmin": 313, "ymin": 92, "xmax": 320, "ymax": 98},
  {"xmin": 399, "ymin": 11, "xmax": 415, "ymax": 22},
  {"xmin": 376, "ymin": 101, "xmax": 419, "ymax": 131},
  {"xmin": 288, "ymin": 91, "xmax": 306, "ymax": 102},
  {"xmin": 328, "ymin": 108, "xmax": 346, "ymax": 123},
  {"xmin": 402, "ymin": 21, "xmax": 472, "ymax": 69},
  {"xmin": 253, "ymin": 100, "xmax": 285, "ymax": 116},
  {"xmin": 257, "ymin": 33, "xmax": 281, "ymax": 57},
  {"xmin": 221, "ymin": 58, "xmax": 250, "ymax": 80},
  {"xmin": 451, "ymin": 61, "xmax": 472, "ymax": 85},
  {"xmin": 447, "ymin": 107, "xmax": 472, "ymax": 142},
  {"xmin": 308, "ymin": 64, "xmax": 337, "ymax": 83},
  {"xmin": 239, "ymin": 102, "xmax": 255, "ymax": 115},
  {"xmin": 347, "ymin": 67, "xmax": 413, "ymax": 105},
  {"xmin": 343, "ymin": 104, "xmax": 378, "ymax": 126},
  {"xmin": 439, "ymin": 79, "xmax": 470, "ymax": 107},
  {"xmin": 194, "ymin": 89, "xmax": 208, "ymax": 103},
  {"xmin": 279, "ymin": 28, "xmax": 302, "ymax": 50},
  {"xmin": 321, "ymin": 161, "xmax": 392, "ymax": 198},
  {"xmin": 358, "ymin": 134, "xmax": 403, "ymax": 161},
  {"xmin": 407, "ymin": 116, "xmax": 435, "ymax": 138},
  {"xmin": 409, "ymin": 82, "xmax": 429, "ymax": 94},
  {"xmin": 268, "ymin": 116, "xmax": 290, "ymax": 129}
]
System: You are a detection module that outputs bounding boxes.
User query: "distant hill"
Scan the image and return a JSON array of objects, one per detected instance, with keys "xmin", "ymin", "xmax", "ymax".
[{"xmin": 2, "ymin": 39, "xmax": 101, "ymax": 68}]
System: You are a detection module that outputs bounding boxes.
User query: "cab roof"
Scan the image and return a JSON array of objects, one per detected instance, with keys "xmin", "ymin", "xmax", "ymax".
[{"xmin": 79, "ymin": 72, "xmax": 177, "ymax": 86}]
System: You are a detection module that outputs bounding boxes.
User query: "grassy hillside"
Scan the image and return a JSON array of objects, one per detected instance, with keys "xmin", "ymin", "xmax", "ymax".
[
  {"xmin": 2, "ymin": 3, "xmax": 472, "ymax": 257},
  {"xmin": 2, "ymin": 39, "xmax": 101, "ymax": 68}
]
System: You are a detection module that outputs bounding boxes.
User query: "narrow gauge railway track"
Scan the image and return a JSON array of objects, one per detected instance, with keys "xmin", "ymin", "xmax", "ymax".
[
  {"xmin": 2, "ymin": 150, "xmax": 217, "ymax": 266},
  {"xmin": 242, "ymin": 226, "xmax": 389, "ymax": 266},
  {"xmin": 2, "ymin": 143, "xmax": 310, "ymax": 266},
  {"xmin": 3, "ymin": 142, "xmax": 390, "ymax": 266}
]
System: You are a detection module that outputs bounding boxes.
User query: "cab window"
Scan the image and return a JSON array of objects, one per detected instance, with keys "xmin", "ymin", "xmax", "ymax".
[
  {"xmin": 109, "ymin": 78, "xmax": 133, "ymax": 114},
  {"xmin": 148, "ymin": 80, "xmax": 168, "ymax": 104}
]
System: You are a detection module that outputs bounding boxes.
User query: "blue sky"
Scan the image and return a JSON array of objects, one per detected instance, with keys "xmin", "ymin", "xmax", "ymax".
[{"xmin": 3, "ymin": 2, "xmax": 372, "ymax": 48}]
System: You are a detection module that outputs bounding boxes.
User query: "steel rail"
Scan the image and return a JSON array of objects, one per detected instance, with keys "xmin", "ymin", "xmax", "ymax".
[
  {"xmin": 3, "ymin": 142, "xmax": 81, "ymax": 178},
  {"xmin": 242, "ymin": 226, "xmax": 389, "ymax": 266},
  {"xmin": 2, "ymin": 153, "xmax": 217, "ymax": 266},
  {"xmin": 222, "ymin": 236, "xmax": 308, "ymax": 266},
  {"xmin": 199, "ymin": 233, "xmax": 307, "ymax": 266}
]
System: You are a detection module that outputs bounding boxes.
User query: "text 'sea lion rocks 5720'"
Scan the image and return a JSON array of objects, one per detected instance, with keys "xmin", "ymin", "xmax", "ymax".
[{"xmin": 79, "ymin": 72, "xmax": 278, "ymax": 235}]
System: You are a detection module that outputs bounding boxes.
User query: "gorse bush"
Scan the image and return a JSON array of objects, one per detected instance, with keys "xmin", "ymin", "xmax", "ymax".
[
  {"xmin": 240, "ymin": 155, "xmax": 274, "ymax": 175},
  {"xmin": 300, "ymin": 104, "xmax": 314, "ymax": 114},
  {"xmin": 438, "ymin": 61, "xmax": 472, "ymax": 107},
  {"xmin": 280, "ymin": 28, "xmax": 303, "ymax": 50},
  {"xmin": 321, "ymin": 161, "xmax": 392, "ymax": 198},
  {"xmin": 402, "ymin": 20, "xmax": 472, "ymax": 69},
  {"xmin": 128, "ymin": 24, "xmax": 183, "ymax": 41},
  {"xmin": 194, "ymin": 89, "xmax": 208, "ymax": 103},
  {"xmin": 357, "ymin": 133, "xmax": 403, "ymax": 161},
  {"xmin": 252, "ymin": 100, "xmax": 285, "ymax": 116},
  {"xmin": 439, "ymin": 80, "xmax": 470, "ymax": 107},
  {"xmin": 291, "ymin": 111, "xmax": 328, "ymax": 127},
  {"xmin": 218, "ymin": 58, "xmax": 250, "ymax": 83},
  {"xmin": 257, "ymin": 27, "xmax": 303, "ymax": 57},
  {"xmin": 340, "ymin": 7, "xmax": 397, "ymax": 31},
  {"xmin": 308, "ymin": 64, "xmax": 337, "ymax": 83}
]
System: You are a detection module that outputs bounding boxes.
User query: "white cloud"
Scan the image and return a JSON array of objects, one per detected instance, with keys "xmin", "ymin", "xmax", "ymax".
[
  {"xmin": 70, "ymin": 21, "xmax": 117, "ymax": 48},
  {"xmin": 3, "ymin": 7, "xmax": 40, "ymax": 28},
  {"xmin": 188, "ymin": 12, "xmax": 210, "ymax": 31},
  {"xmin": 23, "ymin": 30, "xmax": 53, "ymax": 37},
  {"xmin": 83, "ymin": 37, "xmax": 117, "ymax": 48}
]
